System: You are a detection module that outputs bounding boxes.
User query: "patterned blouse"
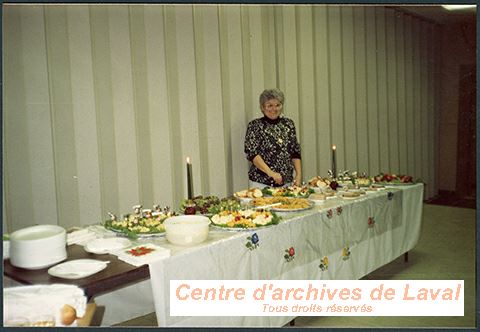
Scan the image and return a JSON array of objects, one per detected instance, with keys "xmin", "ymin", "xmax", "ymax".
[{"xmin": 244, "ymin": 116, "xmax": 301, "ymax": 186}]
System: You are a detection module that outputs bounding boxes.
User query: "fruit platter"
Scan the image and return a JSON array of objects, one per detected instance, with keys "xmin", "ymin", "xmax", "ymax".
[
  {"xmin": 180, "ymin": 195, "xmax": 241, "ymax": 215},
  {"xmin": 103, "ymin": 204, "xmax": 175, "ymax": 238},
  {"xmin": 262, "ymin": 185, "xmax": 314, "ymax": 198},
  {"xmin": 210, "ymin": 209, "xmax": 280, "ymax": 230},
  {"xmin": 252, "ymin": 197, "xmax": 313, "ymax": 212},
  {"xmin": 372, "ymin": 173, "xmax": 414, "ymax": 185}
]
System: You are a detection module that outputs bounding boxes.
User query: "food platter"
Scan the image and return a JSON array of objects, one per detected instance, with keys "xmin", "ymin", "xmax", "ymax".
[
  {"xmin": 354, "ymin": 178, "xmax": 372, "ymax": 187},
  {"xmin": 102, "ymin": 204, "xmax": 174, "ymax": 239},
  {"xmin": 210, "ymin": 210, "xmax": 280, "ymax": 230},
  {"xmin": 233, "ymin": 188, "xmax": 263, "ymax": 202},
  {"xmin": 340, "ymin": 189, "xmax": 366, "ymax": 200},
  {"xmin": 253, "ymin": 197, "xmax": 314, "ymax": 212},
  {"xmin": 307, "ymin": 176, "xmax": 331, "ymax": 192},
  {"xmin": 271, "ymin": 204, "xmax": 314, "ymax": 212},
  {"xmin": 262, "ymin": 186, "xmax": 313, "ymax": 198},
  {"xmin": 210, "ymin": 223, "xmax": 276, "ymax": 232},
  {"xmin": 372, "ymin": 173, "xmax": 414, "ymax": 185},
  {"xmin": 180, "ymin": 196, "xmax": 241, "ymax": 215},
  {"xmin": 105, "ymin": 226, "xmax": 166, "ymax": 238}
]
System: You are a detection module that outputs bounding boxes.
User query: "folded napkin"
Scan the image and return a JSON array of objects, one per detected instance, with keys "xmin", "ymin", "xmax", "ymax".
[
  {"xmin": 113, "ymin": 243, "xmax": 170, "ymax": 267},
  {"xmin": 3, "ymin": 284, "xmax": 87, "ymax": 327},
  {"xmin": 67, "ymin": 229, "xmax": 97, "ymax": 246}
]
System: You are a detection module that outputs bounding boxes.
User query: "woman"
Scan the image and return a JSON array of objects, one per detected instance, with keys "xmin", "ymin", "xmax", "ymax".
[{"xmin": 244, "ymin": 88, "xmax": 302, "ymax": 189}]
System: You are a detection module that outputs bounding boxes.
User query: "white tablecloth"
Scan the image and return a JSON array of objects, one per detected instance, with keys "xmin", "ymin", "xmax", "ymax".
[
  {"xmin": 4, "ymin": 184, "xmax": 423, "ymax": 326},
  {"xmin": 149, "ymin": 184, "xmax": 424, "ymax": 327}
]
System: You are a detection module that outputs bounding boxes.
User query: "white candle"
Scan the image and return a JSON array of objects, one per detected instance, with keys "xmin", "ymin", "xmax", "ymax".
[
  {"xmin": 186, "ymin": 157, "xmax": 193, "ymax": 199},
  {"xmin": 332, "ymin": 145, "xmax": 337, "ymax": 179}
]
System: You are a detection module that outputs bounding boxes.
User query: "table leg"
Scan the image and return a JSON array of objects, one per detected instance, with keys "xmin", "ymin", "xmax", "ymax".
[
  {"xmin": 77, "ymin": 303, "xmax": 97, "ymax": 327},
  {"xmin": 404, "ymin": 252, "xmax": 409, "ymax": 262},
  {"xmin": 289, "ymin": 319, "xmax": 295, "ymax": 326}
]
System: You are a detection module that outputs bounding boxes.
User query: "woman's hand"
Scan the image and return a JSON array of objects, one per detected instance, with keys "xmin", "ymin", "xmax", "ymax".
[
  {"xmin": 293, "ymin": 176, "xmax": 302, "ymax": 187},
  {"xmin": 269, "ymin": 171, "xmax": 283, "ymax": 185},
  {"xmin": 252, "ymin": 155, "xmax": 284, "ymax": 185}
]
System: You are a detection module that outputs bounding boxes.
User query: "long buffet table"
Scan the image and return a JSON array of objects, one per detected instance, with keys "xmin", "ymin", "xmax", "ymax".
[
  {"xmin": 4, "ymin": 184, "xmax": 423, "ymax": 327},
  {"xmin": 149, "ymin": 183, "xmax": 423, "ymax": 327}
]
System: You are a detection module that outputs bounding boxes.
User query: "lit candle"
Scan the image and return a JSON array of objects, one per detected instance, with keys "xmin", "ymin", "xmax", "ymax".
[
  {"xmin": 331, "ymin": 145, "xmax": 337, "ymax": 179},
  {"xmin": 186, "ymin": 157, "xmax": 194, "ymax": 199}
]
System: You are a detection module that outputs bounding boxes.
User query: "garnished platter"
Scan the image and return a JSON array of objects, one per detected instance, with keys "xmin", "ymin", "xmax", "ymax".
[
  {"xmin": 262, "ymin": 186, "xmax": 314, "ymax": 198},
  {"xmin": 353, "ymin": 177, "xmax": 372, "ymax": 187},
  {"xmin": 372, "ymin": 173, "xmax": 415, "ymax": 186},
  {"xmin": 210, "ymin": 209, "xmax": 281, "ymax": 230},
  {"xmin": 234, "ymin": 188, "xmax": 263, "ymax": 199},
  {"xmin": 252, "ymin": 197, "xmax": 314, "ymax": 212},
  {"xmin": 107, "ymin": 228, "xmax": 166, "ymax": 238},
  {"xmin": 180, "ymin": 196, "xmax": 241, "ymax": 215},
  {"xmin": 307, "ymin": 176, "xmax": 332, "ymax": 192},
  {"xmin": 103, "ymin": 204, "xmax": 174, "ymax": 239}
]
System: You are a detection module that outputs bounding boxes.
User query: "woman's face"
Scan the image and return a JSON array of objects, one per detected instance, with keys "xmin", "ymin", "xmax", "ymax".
[{"xmin": 261, "ymin": 98, "xmax": 283, "ymax": 120}]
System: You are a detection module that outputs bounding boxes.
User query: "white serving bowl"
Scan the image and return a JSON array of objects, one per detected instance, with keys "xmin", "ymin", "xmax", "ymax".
[
  {"xmin": 163, "ymin": 215, "xmax": 210, "ymax": 246},
  {"xmin": 9, "ymin": 225, "xmax": 67, "ymax": 270}
]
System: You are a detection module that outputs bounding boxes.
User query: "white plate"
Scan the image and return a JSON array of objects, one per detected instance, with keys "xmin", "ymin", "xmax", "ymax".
[
  {"xmin": 48, "ymin": 259, "xmax": 109, "ymax": 279},
  {"xmin": 84, "ymin": 238, "xmax": 131, "ymax": 255}
]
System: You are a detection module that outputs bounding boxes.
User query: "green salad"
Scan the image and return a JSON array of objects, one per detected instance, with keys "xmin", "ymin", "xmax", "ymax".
[{"xmin": 180, "ymin": 195, "xmax": 241, "ymax": 215}]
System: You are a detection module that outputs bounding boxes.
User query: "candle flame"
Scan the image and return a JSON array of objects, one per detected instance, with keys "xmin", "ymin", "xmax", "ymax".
[
  {"xmin": 186, "ymin": 157, "xmax": 191, "ymax": 163},
  {"xmin": 332, "ymin": 145, "xmax": 336, "ymax": 150}
]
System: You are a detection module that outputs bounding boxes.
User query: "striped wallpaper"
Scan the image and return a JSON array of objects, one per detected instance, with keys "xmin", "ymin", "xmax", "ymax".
[{"xmin": 3, "ymin": 4, "xmax": 439, "ymax": 231}]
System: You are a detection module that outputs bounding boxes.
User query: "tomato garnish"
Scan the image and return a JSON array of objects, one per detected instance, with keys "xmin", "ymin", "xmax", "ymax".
[{"xmin": 127, "ymin": 246, "xmax": 155, "ymax": 256}]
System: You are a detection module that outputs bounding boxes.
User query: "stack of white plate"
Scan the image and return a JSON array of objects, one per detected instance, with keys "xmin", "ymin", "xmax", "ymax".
[
  {"xmin": 9, "ymin": 225, "xmax": 67, "ymax": 270},
  {"xmin": 3, "ymin": 240, "xmax": 10, "ymax": 260}
]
